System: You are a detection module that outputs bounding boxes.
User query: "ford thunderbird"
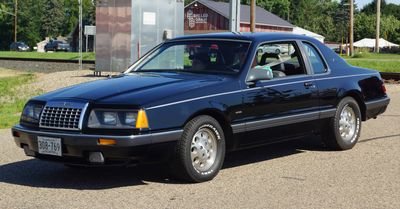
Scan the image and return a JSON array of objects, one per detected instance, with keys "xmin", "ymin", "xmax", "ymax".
[{"xmin": 12, "ymin": 33, "xmax": 390, "ymax": 182}]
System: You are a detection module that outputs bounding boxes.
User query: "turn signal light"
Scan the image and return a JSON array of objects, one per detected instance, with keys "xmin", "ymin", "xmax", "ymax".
[
  {"xmin": 136, "ymin": 109, "xmax": 149, "ymax": 129},
  {"xmin": 98, "ymin": 138, "xmax": 116, "ymax": 145}
]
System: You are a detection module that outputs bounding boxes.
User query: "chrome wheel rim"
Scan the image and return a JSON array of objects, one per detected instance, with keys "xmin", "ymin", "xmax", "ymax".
[
  {"xmin": 191, "ymin": 127, "xmax": 218, "ymax": 172},
  {"xmin": 339, "ymin": 105, "xmax": 357, "ymax": 142}
]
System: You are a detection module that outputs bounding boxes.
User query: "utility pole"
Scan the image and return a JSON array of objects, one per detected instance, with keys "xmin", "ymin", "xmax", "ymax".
[
  {"xmin": 250, "ymin": 0, "xmax": 255, "ymax": 32},
  {"xmin": 229, "ymin": 0, "xmax": 240, "ymax": 32},
  {"xmin": 349, "ymin": 0, "xmax": 354, "ymax": 56},
  {"xmin": 375, "ymin": 0, "xmax": 381, "ymax": 53},
  {"xmin": 14, "ymin": 0, "xmax": 17, "ymax": 42},
  {"xmin": 79, "ymin": 0, "xmax": 83, "ymax": 70}
]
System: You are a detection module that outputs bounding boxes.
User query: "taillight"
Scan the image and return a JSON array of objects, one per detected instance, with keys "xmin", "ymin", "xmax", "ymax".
[{"xmin": 381, "ymin": 83, "xmax": 387, "ymax": 93}]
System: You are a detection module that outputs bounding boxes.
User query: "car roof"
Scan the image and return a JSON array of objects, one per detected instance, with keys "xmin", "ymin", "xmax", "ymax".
[{"xmin": 170, "ymin": 32, "xmax": 318, "ymax": 43}]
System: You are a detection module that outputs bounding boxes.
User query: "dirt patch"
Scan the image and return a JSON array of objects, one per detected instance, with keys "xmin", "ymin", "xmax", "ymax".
[
  {"xmin": 26, "ymin": 70, "xmax": 108, "ymax": 93},
  {"xmin": 0, "ymin": 68, "xmax": 24, "ymax": 78}
]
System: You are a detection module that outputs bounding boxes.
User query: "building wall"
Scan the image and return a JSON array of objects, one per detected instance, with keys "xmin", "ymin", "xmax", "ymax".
[
  {"xmin": 96, "ymin": 0, "xmax": 183, "ymax": 72},
  {"xmin": 240, "ymin": 23, "xmax": 292, "ymax": 32},
  {"xmin": 96, "ymin": 0, "xmax": 132, "ymax": 72},
  {"xmin": 184, "ymin": 2, "xmax": 292, "ymax": 34},
  {"xmin": 184, "ymin": 2, "xmax": 229, "ymax": 33}
]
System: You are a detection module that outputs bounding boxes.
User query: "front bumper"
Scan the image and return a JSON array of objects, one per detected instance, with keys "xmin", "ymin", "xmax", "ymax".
[{"xmin": 12, "ymin": 124, "xmax": 182, "ymax": 165}]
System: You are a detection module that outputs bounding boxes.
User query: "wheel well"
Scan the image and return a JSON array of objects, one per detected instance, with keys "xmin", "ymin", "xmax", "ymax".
[
  {"xmin": 344, "ymin": 92, "xmax": 366, "ymax": 121},
  {"xmin": 186, "ymin": 109, "xmax": 234, "ymax": 150}
]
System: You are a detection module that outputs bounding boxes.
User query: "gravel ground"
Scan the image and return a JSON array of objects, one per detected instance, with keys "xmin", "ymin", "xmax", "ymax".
[
  {"xmin": 25, "ymin": 70, "xmax": 111, "ymax": 93},
  {"xmin": 0, "ymin": 60, "xmax": 94, "ymax": 73},
  {"xmin": 0, "ymin": 83, "xmax": 399, "ymax": 209}
]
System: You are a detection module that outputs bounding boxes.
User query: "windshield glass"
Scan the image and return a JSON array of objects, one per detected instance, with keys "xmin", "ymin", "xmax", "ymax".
[{"xmin": 132, "ymin": 40, "xmax": 251, "ymax": 74}]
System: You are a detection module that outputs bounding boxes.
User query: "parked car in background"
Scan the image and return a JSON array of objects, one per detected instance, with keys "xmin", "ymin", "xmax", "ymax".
[
  {"xmin": 258, "ymin": 43, "xmax": 288, "ymax": 54},
  {"xmin": 44, "ymin": 40, "xmax": 70, "ymax": 52},
  {"xmin": 10, "ymin": 42, "xmax": 30, "ymax": 52},
  {"xmin": 12, "ymin": 33, "xmax": 390, "ymax": 183}
]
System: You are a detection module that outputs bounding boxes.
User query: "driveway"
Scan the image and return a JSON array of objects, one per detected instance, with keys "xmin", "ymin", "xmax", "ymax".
[{"xmin": 0, "ymin": 85, "xmax": 399, "ymax": 209}]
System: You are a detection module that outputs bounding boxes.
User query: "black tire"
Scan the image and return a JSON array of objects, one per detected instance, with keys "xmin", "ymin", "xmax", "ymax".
[
  {"xmin": 275, "ymin": 49, "xmax": 281, "ymax": 54},
  {"xmin": 323, "ymin": 97, "xmax": 362, "ymax": 150},
  {"xmin": 170, "ymin": 115, "xmax": 226, "ymax": 183}
]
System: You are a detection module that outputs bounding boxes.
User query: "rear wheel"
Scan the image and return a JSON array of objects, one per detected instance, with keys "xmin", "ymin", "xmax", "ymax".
[
  {"xmin": 323, "ymin": 97, "xmax": 362, "ymax": 150},
  {"xmin": 170, "ymin": 115, "xmax": 225, "ymax": 183}
]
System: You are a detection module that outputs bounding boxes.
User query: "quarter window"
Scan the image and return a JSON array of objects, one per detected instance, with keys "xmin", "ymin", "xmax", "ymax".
[{"xmin": 302, "ymin": 42, "xmax": 327, "ymax": 74}]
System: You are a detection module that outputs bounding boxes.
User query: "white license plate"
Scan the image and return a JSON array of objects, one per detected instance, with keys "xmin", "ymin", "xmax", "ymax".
[{"xmin": 37, "ymin": 136, "xmax": 62, "ymax": 156}]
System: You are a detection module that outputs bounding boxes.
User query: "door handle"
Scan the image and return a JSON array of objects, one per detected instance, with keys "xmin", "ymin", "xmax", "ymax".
[{"xmin": 304, "ymin": 82, "xmax": 316, "ymax": 88}]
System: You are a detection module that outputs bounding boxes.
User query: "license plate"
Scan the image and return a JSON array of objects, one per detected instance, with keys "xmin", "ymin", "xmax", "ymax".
[{"xmin": 37, "ymin": 136, "xmax": 62, "ymax": 156}]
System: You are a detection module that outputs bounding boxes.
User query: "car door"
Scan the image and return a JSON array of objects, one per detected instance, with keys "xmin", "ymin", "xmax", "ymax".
[{"xmin": 238, "ymin": 41, "xmax": 320, "ymax": 146}]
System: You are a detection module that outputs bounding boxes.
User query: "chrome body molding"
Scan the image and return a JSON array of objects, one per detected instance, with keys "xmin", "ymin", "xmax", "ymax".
[
  {"xmin": 231, "ymin": 109, "xmax": 336, "ymax": 134},
  {"xmin": 146, "ymin": 73, "xmax": 377, "ymax": 111}
]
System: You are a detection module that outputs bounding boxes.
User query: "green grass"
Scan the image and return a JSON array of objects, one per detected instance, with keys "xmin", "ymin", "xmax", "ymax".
[
  {"xmin": 0, "ymin": 74, "xmax": 37, "ymax": 128},
  {"xmin": 343, "ymin": 53, "xmax": 400, "ymax": 73},
  {"xmin": 0, "ymin": 51, "xmax": 95, "ymax": 61}
]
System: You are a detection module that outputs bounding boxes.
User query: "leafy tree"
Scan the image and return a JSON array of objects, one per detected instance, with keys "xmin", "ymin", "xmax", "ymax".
[
  {"xmin": 354, "ymin": 13, "xmax": 400, "ymax": 43},
  {"xmin": 17, "ymin": 0, "xmax": 45, "ymax": 47},
  {"xmin": 41, "ymin": 0, "xmax": 65, "ymax": 38},
  {"xmin": 62, "ymin": 0, "xmax": 95, "ymax": 36},
  {"xmin": 0, "ymin": 1, "xmax": 14, "ymax": 50}
]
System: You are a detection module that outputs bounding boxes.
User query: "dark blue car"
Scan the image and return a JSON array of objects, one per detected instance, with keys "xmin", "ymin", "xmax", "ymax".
[{"xmin": 12, "ymin": 33, "xmax": 390, "ymax": 182}]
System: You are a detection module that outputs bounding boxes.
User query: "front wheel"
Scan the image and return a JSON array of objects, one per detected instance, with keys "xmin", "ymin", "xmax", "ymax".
[
  {"xmin": 170, "ymin": 115, "xmax": 225, "ymax": 183},
  {"xmin": 323, "ymin": 97, "xmax": 362, "ymax": 150}
]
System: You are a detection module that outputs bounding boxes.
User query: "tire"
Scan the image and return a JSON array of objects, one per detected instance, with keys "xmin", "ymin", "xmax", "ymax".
[
  {"xmin": 275, "ymin": 49, "xmax": 281, "ymax": 54},
  {"xmin": 323, "ymin": 97, "xmax": 362, "ymax": 150},
  {"xmin": 258, "ymin": 49, "xmax": 263, "ymax": 54},
  {"xmin": 170, "ymin": 115, "xmax": 226, "ymax": 183}
]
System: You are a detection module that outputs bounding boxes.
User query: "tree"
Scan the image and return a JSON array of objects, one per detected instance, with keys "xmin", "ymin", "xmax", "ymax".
[
  {"xmin": 62, "ymin": 0, "xmax": 95, "ymax": 36},
  {"xmin": 354, "ymin": 13, "xmax": 400, "ymax": 43},
  {"xmin": 0, "ymin": 1, "xmax": 14, "ymax": 50},
  {"xmin": 41, "ymin": 0, "xmax": 65, "ymax": 38},
  {"xmin": 18, "ymin": 0, "xmax": 45, "ymax": 47}
]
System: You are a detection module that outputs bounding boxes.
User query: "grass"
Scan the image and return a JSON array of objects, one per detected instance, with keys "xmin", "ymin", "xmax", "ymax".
[
  {"xmin": 0, "ymin": 73, "xmax": 37, "ymax": 128},
  {"xmin": 342, "ymin": 53, "xmax": 400, "ymax": 73},
  {"xmin": 0, "ymin": 51, "xmax": 95, "ymax": 61}
]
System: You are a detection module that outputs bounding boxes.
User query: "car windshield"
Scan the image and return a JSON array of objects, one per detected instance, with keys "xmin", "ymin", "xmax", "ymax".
[{"xmin": 131, "ymin": 40, "xmax": 251, "ymax": 75}]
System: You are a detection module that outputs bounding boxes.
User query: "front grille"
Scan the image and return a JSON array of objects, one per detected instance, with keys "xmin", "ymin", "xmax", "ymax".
[{"xmin": 39, "ymin": 106, "xmax": 82, "ymax": 130}]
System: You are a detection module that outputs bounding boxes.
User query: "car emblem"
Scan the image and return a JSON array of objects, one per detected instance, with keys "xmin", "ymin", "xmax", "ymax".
[{"xmin": 63, "ymin": 102, "xmax": 70, "ymax": 107}]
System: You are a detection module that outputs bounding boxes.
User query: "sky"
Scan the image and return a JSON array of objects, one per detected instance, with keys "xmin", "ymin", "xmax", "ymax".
[{"xmin": 356, "ymin": 0, "xmax": 400, "ymax": 9}]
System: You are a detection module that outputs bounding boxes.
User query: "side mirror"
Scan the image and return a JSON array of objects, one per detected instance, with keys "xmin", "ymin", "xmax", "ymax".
[{"xmin": 247, "ymin": 68, "xmax": 273, "ymax": 83}]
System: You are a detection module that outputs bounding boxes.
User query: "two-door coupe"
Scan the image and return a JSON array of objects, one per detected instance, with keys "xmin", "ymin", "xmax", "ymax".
[{"xmin": 12, "ymin": 33, "xmax": 390, "ymax": 182}]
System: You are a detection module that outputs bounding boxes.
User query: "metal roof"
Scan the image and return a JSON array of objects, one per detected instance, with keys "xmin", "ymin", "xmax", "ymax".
[{"xmin": 187, "ymin": 0, "xmax": 293, "ymax": 28}]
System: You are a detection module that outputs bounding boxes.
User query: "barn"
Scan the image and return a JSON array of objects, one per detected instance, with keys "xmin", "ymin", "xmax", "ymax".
[{"xmin": 184, "ymin": 0, "xmax": 294, "ymax": 34}]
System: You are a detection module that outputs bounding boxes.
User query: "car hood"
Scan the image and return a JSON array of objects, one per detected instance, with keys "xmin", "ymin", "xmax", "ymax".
[{"xmin": 35, "ymin": 72, "xmax": 228, "ymax": 106}]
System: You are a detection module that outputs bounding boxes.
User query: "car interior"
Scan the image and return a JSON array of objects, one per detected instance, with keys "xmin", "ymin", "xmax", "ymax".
[{"xmin": 252, "ymin": 42, "xmax": 306, "ymax": 79}]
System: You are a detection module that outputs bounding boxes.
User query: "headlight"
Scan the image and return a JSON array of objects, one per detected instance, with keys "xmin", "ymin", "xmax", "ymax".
[
  {"xmin": 88, "ymin": 109, "xmax": 148, "ymax": 129},
  {"xmin": 20, "ymin": 102, "xmax": 43, "ymax": 124}
]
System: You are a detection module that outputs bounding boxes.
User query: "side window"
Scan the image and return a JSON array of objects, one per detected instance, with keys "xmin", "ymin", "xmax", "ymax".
[
  {"xmin": 302, "ymin": 42, "xmax": 327, "ymax": 74},
  {"xmin": 254, "ymin": 41, "xmax": 306, "ymax": 79}
]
